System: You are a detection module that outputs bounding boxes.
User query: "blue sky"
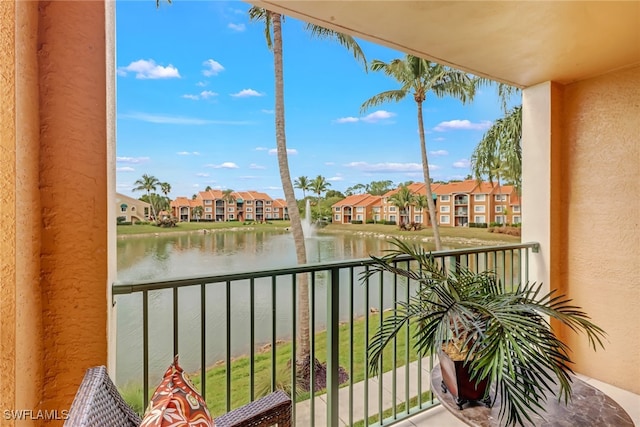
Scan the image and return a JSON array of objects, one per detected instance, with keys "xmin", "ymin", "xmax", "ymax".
[{"xmin": 116, "ymin": 1, "xmax": 511, "ymax": 200}]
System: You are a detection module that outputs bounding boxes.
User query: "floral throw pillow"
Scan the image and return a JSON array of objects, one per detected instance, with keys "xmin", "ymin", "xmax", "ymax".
[{"xmin": 140, "ymin": 355, "xmax": 214, "ymax": 427}]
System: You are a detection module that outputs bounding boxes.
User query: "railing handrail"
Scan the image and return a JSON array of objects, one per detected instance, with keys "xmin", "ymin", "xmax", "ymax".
[{"xmin": 112, "ymin": 242, "xmax": 539, "ymax": 295}]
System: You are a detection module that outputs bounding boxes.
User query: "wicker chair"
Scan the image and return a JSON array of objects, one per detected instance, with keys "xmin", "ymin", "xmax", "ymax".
[{"xmin": 65, "ymin": 366, "xmax": 292, "ymax": 427}]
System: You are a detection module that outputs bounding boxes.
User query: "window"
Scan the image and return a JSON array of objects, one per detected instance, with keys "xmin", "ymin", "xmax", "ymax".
[
  {"xmin": 205, "ymin": 214, "xmax": 212, "ymax": 219},
  {"xmin": 265, "ymin": 207, "xmax": 271, "ymax": 212},
  {"xmin": 474, "ymin": 194, "xmax": 486, "ymax": 202},
  {"xmin": 335, "ymin": 207, "xmax": 340, "ymax": 212},
  {"xmin": 246, "ymin": 200, "xmax": 253, "ymax": 205},
  {"xmin": 474, "ymin": 215, "xmax": 486, "ymax": 223},
  {"xmin": 246, "ymin": 207, "xmax": 253, "ymax": 212},
  {"xmin": 205, "ymin": 207, "xmax": 212, "ymax": 212},
  {"xmin": 414, "ymin": 207, "xmax": 422, "ymax": 212},
  {"xmin": 383, "ymin": 206, "xmax": 387, "ymax": 212},
  {"xmin": 334, "ymin": 214, "xmax": 341, "ymax": 221},
  {"xmin": 274, "ymin": 208, "xmax": 279, "ymax": 212},
  {"xmin": 440, "ymin": 205, "xmax": 450, "ymax": 213},
  {"xmin": 266, "ymin": 200, "xmax": 272, "ymax": 205},
  {"xmin": 356, "ymin": 207, "xmax": 364, "ymax": 212},
  {"xmin": 389, "ymin": 215, "xmax": 396, "ymax": 222},
  {"xmin": 373, "ymin": 207, "xmax": 380, "ymax": 212},
  {"xmin": 440, "ymin": 215, "xmax": 450, "ymax": 224},
  {"xmin": 513, "ymin": 205, "xmax": 521, "ymax": 213},
  {"xmin": 356, "ymin": 214, "xmax": 363, "ymax": 220},
  {"xmin": 440, "ymin": 195, "xmax": 450, "ymax": 202},
  {"xmin": 374, "ymin": 214, "xmax": 380, "ymax": 221},
  {"xmin": 414, "ymin": 215, "xmax": 423, "ymax": 223},
  {"xmin": 474, "ymin": 205, "xmax": 485, "ymax": 213},
  {"xmin": 144, "ymin": 207, "xmax": 149, "ymax": 215},
  {"xmin": 389, "ymin": 206, "xmax": 396, "ymax": 212},
  {"xmin": 131, "ymin": 206, "xmax": 135, "ymax": 211},
  {"xmin": 228, "ymin": 214, "xmax": 234, "ymax": 220},
  {"xmin": 495, "ymin": 205, "xmax": 503, "ymax": 213},
  {"xmin": 227, "ymin": 207, "xmax": 234, "ymax": 212},
  {"xmin": 495, "ymin": 194, "xmax": 507, "ymax": 202},
  {"xmin": 204, "ymin": 200, "xmax": 212, "ymax": 205},
  {"xmin": 246, "ymin": 214, "xmax": 253, "ymax": 220},
  {"xmin": 495, "ymin": 215, "xmax": 505, "ymax": 224},
  {"xmin": 513, "ymin": 216, "xmax": 521, "ymax": 224},
  {"xmin": 120, "ymin": 204, "xmax": 127, "ymax": 213}
]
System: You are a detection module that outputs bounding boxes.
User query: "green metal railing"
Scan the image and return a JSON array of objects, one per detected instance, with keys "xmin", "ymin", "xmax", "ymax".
[{"xmin": 113, "ymin": 242, "xmax": 539, "ymax": 426}]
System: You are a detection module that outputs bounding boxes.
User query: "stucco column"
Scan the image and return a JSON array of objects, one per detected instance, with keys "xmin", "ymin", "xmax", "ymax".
[
  {"xmin": 1, "ymin": 2, "xmax": 43, "ymax": 426},
  {"xmin": 38, "ymin": 0, "xmax": 109, "ymax": 415},
  {"xmin": 521, "ymin": 82, "xmax": 564, "ymax": 296}
]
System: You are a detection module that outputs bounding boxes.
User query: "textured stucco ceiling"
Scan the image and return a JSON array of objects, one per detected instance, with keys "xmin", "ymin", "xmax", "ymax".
[{"xmin": 249, "ymin": 1, "xmax": 640, "ymax": 87}]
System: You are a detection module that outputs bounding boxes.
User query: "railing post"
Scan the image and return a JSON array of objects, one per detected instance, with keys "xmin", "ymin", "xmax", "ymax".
[{"xmin": 327, "ymin": 267, "xmax": 340, "ymax": 426}]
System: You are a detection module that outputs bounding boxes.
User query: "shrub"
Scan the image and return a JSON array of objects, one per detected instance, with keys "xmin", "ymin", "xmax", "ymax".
[
  {"xmin": 386, "ymin": 220, "xmax": 397, "ymax": 226},
  {"xmin": 351, "ymin": 220, "xmax": 363, "ymax": 224},
  {"xmin": 117, "ymin": 216, "xmax": 127, "ymax": 224},
  {"xmin": 117, "ymin": 221, "xmax": 132, "ymax": 226},
  {"xmin": 366, "ymin": 219, "xmax": 375, "ymax": 224}
]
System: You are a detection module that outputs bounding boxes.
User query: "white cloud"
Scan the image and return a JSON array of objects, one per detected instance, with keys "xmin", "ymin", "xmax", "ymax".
[
  {"xmin": 118, "ymin": 59, "xmax": 180, "ymax": 79},
  {"xmin": 177, "ymin": 151, "xmax": 200, "ymax": 156},
  {"xmin": 264, "ymin": 186, "xmax": 281, "ymax": 190},
  {"xmin": 433, "ymin": 137, "xmax": 446, "ymax": 142},
  {"xmin": 182, "ymin": 90, "xmax": 219, "ymax": 101},
  {"xmin": 196, "ymin": 172, "xmax": 210, "ymax": 177},
  {"xmin": 228, "ymin": 23, "xmax": 246, "ymax": 32},
  {"xmin": 202, "ymin": 59, "xmax": 224, "ymax": 77},
  {"xmin": 328, "ymin": 176, "xmax": 344, "ymax": 182},
  {"xmin": 255, "ymin": 147, "xmax": 268, "ymax": 151},
  {"xmin": 200, "ymin": 90, "xmax": 218, "ymax": 99},
  {"xmin": 334, "ymin": 116, "xmax": 359, "ymax": 124},
  {"xmin": 192, "ymin": 184, "xmax": 200, "ymax": 188},
  {"xmin": 119, "ymin": 112, "xmax": 252, "ymax": 125},
  {"xmin": 361, "ymin": 110, "xmax": 396, "ymax": 123},
  {"xmin": 344, "ymin": 161, "xmax": 423, "ymax": 173},
  {"xmin": 249, "ymin": 163, "xmax": 266, "ymax": 170},
  {"xmin": 430, "ymin": 150, "xmax": 449, "ymax": 156},
  {"xmin": 205, "ymin": 162, "xmax": 239, "ymax": 169},
  {"xmin": 116, "ymin": 156, "xmax": 150, "ymax": 164},
  {"xmin": 117, "ymin": 166, "xmax": 135, "ymax": 172},
  {"xmin": 196, "ymin": 81, "xmax": 208, "ymax": 87},
  {"xmin": 239, "ymin": 175, "xmax": 259, "ymax": 179},
  {"xmin": 261, "ymin": 109, "xmax": 274, "ymax": 114},
  {"xmin": 433, "ymin": 119, "xmax": 492, "ymax": 132},
  {"xmin": 453, "ymin": 159, "xmax": 471, "ymax": 168},
  {"xmin": 334, "ymin": 110, "xmax": 396, "ymax": 124},
  {"xmin": 231, "ymin": 88, "xmax": 264, "ymax": 98},
  {"xmin": 268, "ymin": 148, "xmax": 297, "ymax": 155}
]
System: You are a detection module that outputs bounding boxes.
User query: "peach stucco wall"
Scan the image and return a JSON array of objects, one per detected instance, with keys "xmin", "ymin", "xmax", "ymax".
[
  {"xmin": 560, "ymin": 66, "xmax": 640, "ymax": 393},
  {"xmin": 0, "ymin": 1, "xmax": 108, "ymax": 424}
]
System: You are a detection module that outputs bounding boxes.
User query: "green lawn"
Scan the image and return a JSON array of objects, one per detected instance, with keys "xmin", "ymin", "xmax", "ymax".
[
  {"xmin": 120, "ymin": 312, "xmax": 421, "ymax": 418},
  {"xmin": 116, "ymin": 220, "xmax": 292, "ymax": 235}
]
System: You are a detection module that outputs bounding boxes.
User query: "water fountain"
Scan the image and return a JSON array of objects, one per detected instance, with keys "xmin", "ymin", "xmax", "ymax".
[{"xmin": 301, "ymin": 198, "xmax": 316, "ymax": 238}]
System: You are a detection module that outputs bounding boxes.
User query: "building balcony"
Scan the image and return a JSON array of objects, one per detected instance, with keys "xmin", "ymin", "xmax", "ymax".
[{"xmin": 115, "ymin": 243, "xmax": 593, "ymax": 426}]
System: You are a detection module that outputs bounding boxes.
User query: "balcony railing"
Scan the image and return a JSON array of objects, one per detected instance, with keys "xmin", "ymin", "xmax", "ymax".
[{"xmin": 112, "ymin": 242, "xmax": 539, "ymax": 426}]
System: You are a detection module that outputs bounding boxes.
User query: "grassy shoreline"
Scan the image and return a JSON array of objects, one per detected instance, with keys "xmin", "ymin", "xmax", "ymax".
[
  {"xmin": 120, "ymin": 312, "xmax": 420, "ymax": 418},
  {"xmin": 117, "ymin": 220, "xmax": 520, "ymax": 245}
]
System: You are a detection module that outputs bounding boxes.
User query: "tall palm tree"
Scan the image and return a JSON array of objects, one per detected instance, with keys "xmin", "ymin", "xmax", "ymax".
[
  {"xmin": 388, "ymin": 185, "xmax": 414, "ymax": 228},
  {"xmin": 294, "ymin": 176, "xmax": 310, "ymax": 199},
  {"xmin": 160, "ymin": 182, "xmax": 171, "ymax": 197},
  {"xmin": 192, "ymin": 205, "xmax": 203, "ymax": 222},
  {"xmin": 471, "ymin": 104, "xmax": 522, "ymax": 190},
  {"xmin": 133, "ymin": 174, "xmax": 160, "ymax": 220},
  {"xmin": 310, "ymin": 175, "xmax": 331, "ymax": 219},
  {"xmin": 362, "ymin": 55, "xmax": 476, "ymax": 250},
  {"xmin": 249, "ymin": 7, "xmax": 366, "ymax": 371}
]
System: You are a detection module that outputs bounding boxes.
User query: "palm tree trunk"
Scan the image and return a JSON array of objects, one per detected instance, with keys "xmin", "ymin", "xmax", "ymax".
[
  {"xmin": 272, "ymin": 13, "xmax": 311, "ymax": 360},
  {"xmin": 417, "ymin": 101, "xmax": 443, "ymax": 250},
  {"xmin": 147, "ymin": 191, "xmax": 157, "ymax": 221}
]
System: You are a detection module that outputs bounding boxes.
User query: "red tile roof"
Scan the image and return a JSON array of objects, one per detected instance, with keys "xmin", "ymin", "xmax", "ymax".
[{"xmin": 331, "ymin": 194, "xmax": 381, "ymax": 208}]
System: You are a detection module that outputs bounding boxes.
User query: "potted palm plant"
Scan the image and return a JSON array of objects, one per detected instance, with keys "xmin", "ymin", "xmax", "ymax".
[{"xmin": 364, "ymin": 239, "xmax": 606, "ymax": 426}]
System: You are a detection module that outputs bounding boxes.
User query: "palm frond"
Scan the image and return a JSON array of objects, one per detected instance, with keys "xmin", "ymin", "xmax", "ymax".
[
  {"xmin": 360, "ymin": 89, "xmax": 408, "ymax": 113},
  {"xmin": 305, "ymin": 25, "xmax": 367, "ymax": 70}
]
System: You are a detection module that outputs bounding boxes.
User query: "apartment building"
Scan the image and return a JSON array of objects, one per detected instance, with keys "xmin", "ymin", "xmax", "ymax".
[
  {"xmin": 332, "ymin": 194, "xmax": 382, "ymax": 224},
  {"xmin": 334, "ymin": 180, "xmax": 522, "ymax": 227},
  {"xmin": 115, "ymin": 192, "xmax": 151, "ymax": 223},
  {"xmin": 171, "ymin": 190, "xmax": 279, "ymax": 222},
  {"xmin": 271, "ymin": 199, "xmax": 289, "ymax": 220}
]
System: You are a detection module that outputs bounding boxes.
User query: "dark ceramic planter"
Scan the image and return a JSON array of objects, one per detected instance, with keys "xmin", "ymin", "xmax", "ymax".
[{"xmin": 437, "ymin": 348, "xmax": 491, "ymax": 410}]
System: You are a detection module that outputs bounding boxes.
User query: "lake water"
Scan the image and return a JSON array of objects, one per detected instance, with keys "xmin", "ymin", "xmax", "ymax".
[{"xmin": 114, "ymin": 229, "xmax": 475, "ymax": 387}]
